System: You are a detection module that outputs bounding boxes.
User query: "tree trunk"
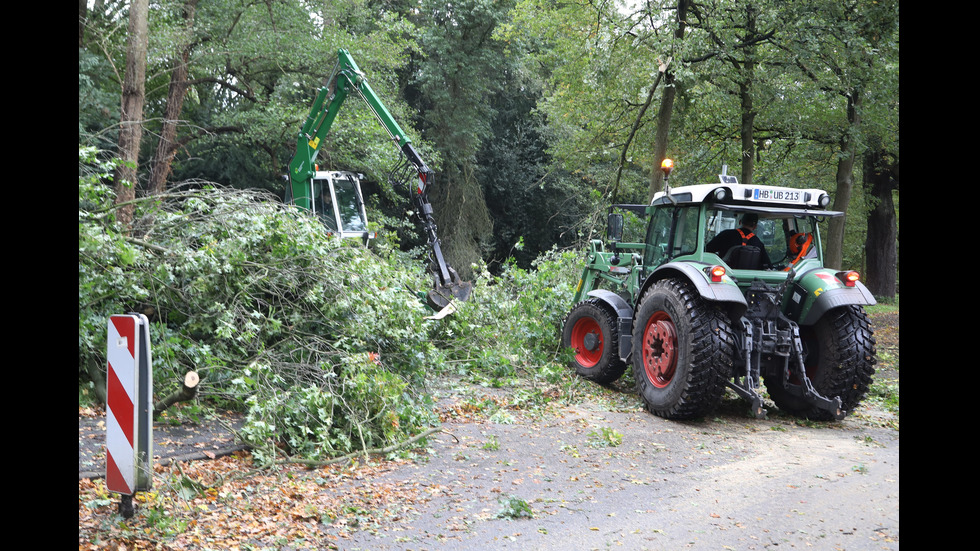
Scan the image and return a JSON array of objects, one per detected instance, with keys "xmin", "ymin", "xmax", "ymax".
[
  {"xmin": 148, "ymin": 0, "xmax": 199, "ymax": 195},
  {"xmin": 863, "ymin": 150, "xmax": 898, "ymax": 298},
  {"xmin": 85, "ymin": 357, "xmax": 108, "ymax": 406},
  {"xmin": 649, "ymin": 0, "xmax": 689, "ymax": 199},
  {"xmin": 650, "ymin": 75, "xmax": 676, "ymax": 199},
  {"xmin": 78, "ymin": 0, "xmax": 86, "ymax": 47},
  {"xmin": 824, "ymin": 90, "xmax": 861, "ymax": 270},
  {"xmin": 738, "ymin": 5, "xmax": 758, "ymax": 188},
  {"xmin": 113, "ymin": 0, "xmax": 150, "ymax": 232},
  {"xmin": 738, "ymin": 78, "xmax": 755, "ymax": 187}
]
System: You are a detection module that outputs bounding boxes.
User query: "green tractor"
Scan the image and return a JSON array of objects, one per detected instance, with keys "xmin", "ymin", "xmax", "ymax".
[{"xmin": 562, "ymin": 160, "xmax": 877, "ymax": 421}]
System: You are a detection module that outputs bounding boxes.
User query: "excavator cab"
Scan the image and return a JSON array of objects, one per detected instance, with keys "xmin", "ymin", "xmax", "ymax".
[
  {"xmin": 286, "ymin": 170, "xmax": 375, "ymax": 244},
  {"xmin": 286, "ymin": 48, "xmax": 472, "ymax": 316}
]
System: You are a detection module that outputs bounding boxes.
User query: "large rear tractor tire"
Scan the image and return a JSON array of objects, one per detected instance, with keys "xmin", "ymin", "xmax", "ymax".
[
  {"xmin": 766, "ymin": 305, "xmax": 877, "ymax": 420},
  {"xmin": 632, "ymin": 279, "xmax": 734, "ymax": 420},
  {"xmin": 562, "ymin": 299, "xmax": 628, "ymax": 384}
]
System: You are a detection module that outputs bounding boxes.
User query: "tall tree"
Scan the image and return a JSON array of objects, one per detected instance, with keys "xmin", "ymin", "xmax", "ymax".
[
  {"xmin": 507, "ymin": 0, "xmax": 673, "ymax": 203},
  {"xmin": 862, "ymin": 147, "xmax": 898, "ymax": 298},
  {"xmin": 408, "ymin": 0, "xmax": 517, "ymax": 277},
  {"xmin": 113, "ymin": 0, "xmax": 149, "ymax": 231},
  {"xmin": 148, "ymin": 0, "xmax": 199, "ymax": 195},
  {"xmin": 714, "ymin": 3, "xmax": 774, "ymax": 187},
  {"xmin": 649, "ymin": 0, "xmax": 689, "ymax": 198},
  {"xmin": 781, "ymin": 0, "xmax": 898, "ymax": 269}
]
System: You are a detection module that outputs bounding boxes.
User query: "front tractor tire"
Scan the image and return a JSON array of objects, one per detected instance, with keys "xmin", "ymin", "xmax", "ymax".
[
  {"xmin": 562, "ymin": 299, "xmax": 628, "ymax": 384},
  {"xmin": 766, "ymin": 305, "xmax": 877, "ymax": 421},
  {"xmin": 632, "ymin": 279, "xmax": 734, "ymax": 420}
]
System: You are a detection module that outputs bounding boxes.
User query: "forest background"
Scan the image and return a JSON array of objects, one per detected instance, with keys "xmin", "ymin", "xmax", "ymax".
[{"xmin": 78, "ymin": 0, "xmax": 898, "ymax": 461}]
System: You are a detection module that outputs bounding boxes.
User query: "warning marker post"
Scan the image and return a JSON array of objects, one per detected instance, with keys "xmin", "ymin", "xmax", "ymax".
[{"xmin": 106, "ymin": 314, "xmax": 154, "ymax": 518}]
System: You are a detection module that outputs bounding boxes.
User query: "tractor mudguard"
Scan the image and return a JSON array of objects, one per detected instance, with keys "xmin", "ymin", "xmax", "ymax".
[
  {"xmin": 638, "ymin": 262, "xmax": 748, "ymax": 318},
  {"xmin": 585, "ymin": 289, "xmax": 633, "ymax": 318},
  {"xmin": 584, "ymin": 289, "xmax": 635, "ymax": 361},
  {"xmin": 783, "ymin": 268, "xmax": 877, "ymax": 325}
]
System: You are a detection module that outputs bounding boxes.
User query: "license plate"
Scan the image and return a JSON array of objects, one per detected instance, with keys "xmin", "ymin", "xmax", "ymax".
[{"xmin": 752, "ymin": 188, "xmax": 801, "ymax": 203}]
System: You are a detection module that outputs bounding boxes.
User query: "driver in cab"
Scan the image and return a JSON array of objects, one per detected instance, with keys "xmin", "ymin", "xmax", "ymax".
[{"xmin": 706, "ymin": 212, "xmax": 772, "ymax": 269}]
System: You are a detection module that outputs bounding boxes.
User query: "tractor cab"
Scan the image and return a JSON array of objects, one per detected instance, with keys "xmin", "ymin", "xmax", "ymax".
[
  {"xmin": 703, "ymin": 207, "xmax": 821, "ymax": 271},
  {"xmin": 646, "ymin": 167, "xmax": 841, "ymax": 286}
]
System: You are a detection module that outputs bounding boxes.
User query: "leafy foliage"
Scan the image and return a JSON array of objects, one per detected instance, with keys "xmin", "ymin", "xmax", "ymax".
[
  {"xmin": 80, "ymin": 146, "xmax": 445, "ymax": 457},
  {"xmin": 496, "ymin": 495, "xmax": 534, "ymax": 519},
  {"xmin": 428, "ymin": 249, "xmax": 582, "ymax": 383},
  {"xmin": 79, "ymin": 146, "xmax": 583, "ymax": 460}
]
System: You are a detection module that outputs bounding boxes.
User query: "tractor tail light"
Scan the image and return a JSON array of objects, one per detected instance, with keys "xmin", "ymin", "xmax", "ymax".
[
  {"xmin": 837, "ymin": 270, "xmax": 860, "ymax": 287},
  {"xmin": 706, "ymin": 265, "xmax": 726, "ymax": 283}
]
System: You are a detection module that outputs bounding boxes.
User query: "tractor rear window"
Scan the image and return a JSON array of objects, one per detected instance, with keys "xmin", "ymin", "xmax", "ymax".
[{"xmin": 704, "ymin": 209, "xmax": 778, "ymax": 250}]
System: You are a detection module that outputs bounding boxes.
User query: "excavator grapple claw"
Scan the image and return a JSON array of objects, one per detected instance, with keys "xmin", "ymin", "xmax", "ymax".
[{"xmin": 426, "ymin": 269, "xmax": 472, "ymax": 311}]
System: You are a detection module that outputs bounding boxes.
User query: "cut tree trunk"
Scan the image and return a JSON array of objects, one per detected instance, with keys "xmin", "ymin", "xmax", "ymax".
[{"xmin": 154, "ymin": 371, "xmax": 200, "ymax": 417}]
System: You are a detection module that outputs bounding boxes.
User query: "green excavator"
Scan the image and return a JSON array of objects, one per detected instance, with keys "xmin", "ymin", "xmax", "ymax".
[{"xmin": 286, "ymin": 49, "xmax": 472, "ymax": 315}]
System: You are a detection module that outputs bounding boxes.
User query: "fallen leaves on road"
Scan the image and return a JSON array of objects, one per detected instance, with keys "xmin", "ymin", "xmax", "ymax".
[{"xmin": 79, "ymin": 451, "xmax": 436, "ymax": 550}]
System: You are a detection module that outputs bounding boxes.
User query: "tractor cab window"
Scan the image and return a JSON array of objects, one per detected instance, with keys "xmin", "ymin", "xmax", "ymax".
[
  {"xmin": 704, "ymin": 209, "xmax": 779, "ymax": 252},
  {"xmin": 772, "ymin": 216, "xmax": 820, "ymax": 265},
  {"xmin": 644, "ymin": 206, "xmax": 699, "ymax": 267},
  {"xmin": 704, "ymin": 209, "xmax": 822, "ymax": 268}
]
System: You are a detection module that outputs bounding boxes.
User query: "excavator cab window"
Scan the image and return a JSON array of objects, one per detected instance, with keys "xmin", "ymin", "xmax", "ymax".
[
  {"xmin": 332, "ymin": 175, "xmax": 367, "ymax": 233},
  {"xmin": 308, "ymin": 172, "xmax": 369, "ymax": 238},
  {"xmin": 313, "ymin": 179, "xmax": 338, "ymax": 231}
]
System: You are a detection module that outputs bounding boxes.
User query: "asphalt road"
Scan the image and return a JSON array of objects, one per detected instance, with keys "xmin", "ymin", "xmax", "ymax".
[
  {"xmin": 79, "ymin": 387, "xmax": 898, "ymax": 551},
  {"xmin": 78, "ymin": 409, "xmax": 248, "ymax": 481},
  {"xmin": 327, "ymin": 398, "xmax": 899, "ymax": 551}
]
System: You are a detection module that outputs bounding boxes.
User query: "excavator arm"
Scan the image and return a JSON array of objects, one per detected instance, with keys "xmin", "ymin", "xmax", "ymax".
[{"xmin": 288, "ymin": 49, "xmax": 471, "ymax": 310}]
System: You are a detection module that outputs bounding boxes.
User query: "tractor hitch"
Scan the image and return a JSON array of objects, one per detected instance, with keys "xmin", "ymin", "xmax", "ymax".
[{"xmin": 732, "ymin": 280, "xmax": 846, "ymax": 421}]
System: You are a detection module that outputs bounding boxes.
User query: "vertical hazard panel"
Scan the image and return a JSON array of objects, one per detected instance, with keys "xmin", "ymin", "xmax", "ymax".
[{"xmin": 106, "ymin": 315, "xmax": 139, "ymax": 495}]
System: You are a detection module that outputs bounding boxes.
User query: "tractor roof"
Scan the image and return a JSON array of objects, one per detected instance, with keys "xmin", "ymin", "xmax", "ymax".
[{"xmin": 650, "ymin": 179, "xmax": 841, "ymax": 217}]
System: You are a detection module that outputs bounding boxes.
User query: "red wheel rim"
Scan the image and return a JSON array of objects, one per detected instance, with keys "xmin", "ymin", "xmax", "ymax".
[
  {"xmin": 642, "ymin": 312, "xmax": 677, "ymax": 388},
  {"xmin": 570, "ymin": 317, "xmax": 603, "ymax": 367}
]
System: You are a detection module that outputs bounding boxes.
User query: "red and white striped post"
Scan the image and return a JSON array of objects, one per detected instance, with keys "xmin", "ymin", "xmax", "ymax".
[{"xmin": 106, "ymin": 314, "xmax": 154, "ymax": 516}]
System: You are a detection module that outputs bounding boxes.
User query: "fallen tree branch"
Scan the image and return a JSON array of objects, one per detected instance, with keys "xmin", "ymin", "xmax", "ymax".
[
  {"xmin": 277, "ymin": 426, "xmax": 444, "ymax": 467},
  {"xmin": 125, "ymin": 235, "xmax": 170, "ymax": 254}
]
